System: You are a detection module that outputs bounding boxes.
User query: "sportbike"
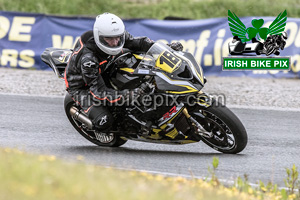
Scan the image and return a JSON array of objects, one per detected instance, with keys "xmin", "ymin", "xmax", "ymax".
[{"xmin": 41, "ymin": 42, "xmax": 247, "ymax": 154}]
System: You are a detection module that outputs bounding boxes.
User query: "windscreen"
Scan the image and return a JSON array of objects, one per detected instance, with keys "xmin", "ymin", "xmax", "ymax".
[{"xmin": 137, "ymin": 42, "xmax": 182, "ymax": 73}]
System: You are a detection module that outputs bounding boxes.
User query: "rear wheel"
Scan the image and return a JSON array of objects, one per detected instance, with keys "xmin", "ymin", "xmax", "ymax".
[
  {"xmin": 191, "ymin": 100, "xmax": 247, "ymax": 154},
  {"xmin": 266, "ymin": 45, "xmax": 276, "ymax": 56},
  {"xmin": 64, "ymin": 94, "xmax": 127, "ymax": 147}
]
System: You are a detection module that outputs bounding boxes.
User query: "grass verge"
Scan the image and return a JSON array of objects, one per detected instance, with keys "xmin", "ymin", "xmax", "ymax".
[{"xmin": 1, "ymin": 148, "xmax": 298, "ymax": 200}]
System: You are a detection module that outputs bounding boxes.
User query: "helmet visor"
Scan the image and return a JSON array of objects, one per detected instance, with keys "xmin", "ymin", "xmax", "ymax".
[{"xmin": 99, "ymin": 34, "xmax": 125, "ymax": 49}]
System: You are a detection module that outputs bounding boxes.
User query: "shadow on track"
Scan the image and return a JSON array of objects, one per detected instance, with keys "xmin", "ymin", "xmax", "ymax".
[{"xmin": 65, "ymin": 145, "xmax": 247, "ymax": 158}]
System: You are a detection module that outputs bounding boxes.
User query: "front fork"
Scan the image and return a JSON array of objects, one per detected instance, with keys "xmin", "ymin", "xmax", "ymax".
[{"xmin": 182, "ymin": 91, "xmax": 214, "ymax": 138}]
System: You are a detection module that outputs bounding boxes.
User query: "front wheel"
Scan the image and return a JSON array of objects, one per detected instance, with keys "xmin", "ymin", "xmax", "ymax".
[
  {"xmin": 191, "ymin": 100, "xmax": 248, "ymax": 154},
  {"xmin": 64, "ymin": 94, "xmax": 127, "ymax": 147}
]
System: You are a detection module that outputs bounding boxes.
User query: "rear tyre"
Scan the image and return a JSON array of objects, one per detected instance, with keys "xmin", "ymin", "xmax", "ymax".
[
  {"xmin": 191, "ymin": 100, "xmax": 247, "ymax": 154},
  {"xmin": 266, "ymin": 45, "xmax": 276, "ymax": 56},
  {"xmin": 64, "ymin": 94, "xmax": 127, "ymax": 147}
]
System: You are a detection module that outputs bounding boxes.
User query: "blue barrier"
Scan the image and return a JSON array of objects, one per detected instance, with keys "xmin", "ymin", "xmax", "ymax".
[{"xmin": 0, "ymin": 11, "xmax": 300, "ymax": 78}]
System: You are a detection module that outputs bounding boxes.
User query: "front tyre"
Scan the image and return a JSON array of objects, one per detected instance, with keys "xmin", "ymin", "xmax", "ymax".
[
  {"xmin": 64, "ymin": 94, "xmax": 127, "ymax": 147},
  {"xmin": 192, "ymin": 100, "xmax": 247, "ymax": 154}
]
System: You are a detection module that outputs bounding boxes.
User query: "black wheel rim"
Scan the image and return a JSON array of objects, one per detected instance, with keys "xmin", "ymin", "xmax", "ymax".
[{"xmin": 194, "ymin": 110, "xmax": 236, "ymax": 151}]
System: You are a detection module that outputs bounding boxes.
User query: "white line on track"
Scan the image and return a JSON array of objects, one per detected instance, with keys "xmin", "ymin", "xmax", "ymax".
[{"xmin": 109, "ymin": 165, "xmax": 298, "ymax": 191}]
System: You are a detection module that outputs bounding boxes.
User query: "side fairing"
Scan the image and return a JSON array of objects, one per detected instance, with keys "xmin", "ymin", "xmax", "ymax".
[{"xmin": 154, "ymin": 72, "xmax": 202, "ymax": 94}]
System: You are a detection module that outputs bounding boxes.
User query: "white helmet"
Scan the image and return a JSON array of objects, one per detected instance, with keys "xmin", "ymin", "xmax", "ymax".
[{"xmin": 93, "ymin": 13, "xmax": 125, "ymax": 55}]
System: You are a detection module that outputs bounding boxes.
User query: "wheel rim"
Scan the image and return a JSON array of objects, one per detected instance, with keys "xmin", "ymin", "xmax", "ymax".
[
  {"xmin": 194, "ymin": 110, "xmax": 236, "ymax": 151},
  {"xmin": 94, "ymin": 132, "xmax": 115, "ymax": 143}
]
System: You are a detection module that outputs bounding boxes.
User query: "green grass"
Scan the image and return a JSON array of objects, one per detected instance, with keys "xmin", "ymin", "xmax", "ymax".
[
  {"xmin": 0, "ymin": 148, "xmax": 263, "ymax": 200},
  {"xmin": 2, "ymin": 148, "xmax": 300, "ymax": 200},
  {"xmin": 1, "ymin": 0, "xmax": 300, "ymax": 19}
]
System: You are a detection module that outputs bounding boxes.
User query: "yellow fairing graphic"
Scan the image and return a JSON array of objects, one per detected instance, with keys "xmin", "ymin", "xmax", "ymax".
[
  {"xmin": 133, "ymin": 54, "xmax": 153, "ymax": 61},
  {"xmin": 195, "ymin": 68, "xmax": 204, "ymax": 85},
  {"xmin": 148, "ymin": 128, "xmax": 161, "ymax": 140},
  {"xmin": 165, "ymin": 128, "xmax": 178, "ymax": 139},
  {"xmin": 155, "ymin": 50, "xmax": 182, "ymax": 73},
  {"xmin": 196, "ymin": 92, "xmax": 211, "ymax": 108},
  {"xmin": 120, "ymin": 68, "xmax": 135, "ymax": 73},
  {"xmin": 156, "ymin": 72, "xmax": 198, "ymax": 94},
  {"xmin": 167, "ymin": 85, "xmax": 198, "ymax": 94}
]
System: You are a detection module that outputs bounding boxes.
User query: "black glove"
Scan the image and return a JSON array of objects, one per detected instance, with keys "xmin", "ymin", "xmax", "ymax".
[{"xmin": 168, "ymin": 42, "xmax": 183, "ymax": 51}]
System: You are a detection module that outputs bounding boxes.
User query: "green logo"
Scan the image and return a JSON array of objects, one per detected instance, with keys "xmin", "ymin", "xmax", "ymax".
[
  {"xmin": 228, "ymin": 10, "xmax": 287, "ymax": 42},
  {"xmin": 225, "ymin": 11, "xmax": 290, "ymax": 70},
  {"xmin": 227, "ymin": 10, "xmax": 288, "ymax": 57}
]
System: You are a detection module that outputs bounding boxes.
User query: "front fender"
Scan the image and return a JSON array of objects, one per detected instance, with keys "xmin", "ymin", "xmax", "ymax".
[{"xmin": 195, "ymin": 92, "xmax": 213, "ymax": 109}]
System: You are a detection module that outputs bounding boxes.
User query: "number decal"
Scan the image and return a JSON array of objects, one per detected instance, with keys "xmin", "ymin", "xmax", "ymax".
[{"xmin": 156, "ymin": 51, "xmax": 181, "ymax": 73}]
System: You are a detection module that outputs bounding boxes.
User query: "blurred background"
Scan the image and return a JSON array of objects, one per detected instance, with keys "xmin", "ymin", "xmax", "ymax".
[
  {"xmin": 1, "ymin": 0, "xmax": 300, "ymax": 78},
  {"xmin": 1, "ymin": 0, "xmax": 300, "ymax": 19}
]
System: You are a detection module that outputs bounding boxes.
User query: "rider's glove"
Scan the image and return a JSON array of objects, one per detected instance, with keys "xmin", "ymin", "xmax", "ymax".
[{"xmin": 168, "ymin": 42, "xmax": 183, "ymax": 51}]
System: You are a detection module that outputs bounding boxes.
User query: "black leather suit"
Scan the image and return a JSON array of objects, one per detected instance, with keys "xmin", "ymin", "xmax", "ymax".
[{"xmin": 65, "ymin": 30, "xmax": 154, "ymax": 130}]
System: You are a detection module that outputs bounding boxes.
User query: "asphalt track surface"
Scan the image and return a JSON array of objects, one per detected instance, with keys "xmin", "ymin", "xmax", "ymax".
[{"xmin": 1, "ymin": 93, "xmax": 299, "ymax": 186}]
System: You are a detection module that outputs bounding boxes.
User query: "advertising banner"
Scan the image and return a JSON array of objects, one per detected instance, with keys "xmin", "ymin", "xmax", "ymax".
[{"xmin": 0, "ymin": 11, "xmax": 300, "ymax": 78}]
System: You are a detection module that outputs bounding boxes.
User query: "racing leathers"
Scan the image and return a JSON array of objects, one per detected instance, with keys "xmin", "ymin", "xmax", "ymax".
[{"xmin": 65, "ymin": 30, "xmax": 154, "ymax": 131}]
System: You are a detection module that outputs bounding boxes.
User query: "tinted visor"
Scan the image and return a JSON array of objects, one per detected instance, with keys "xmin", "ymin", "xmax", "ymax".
[{"xmin": 99, "ymin": 34, "xmax": 125, "ymax": 48}]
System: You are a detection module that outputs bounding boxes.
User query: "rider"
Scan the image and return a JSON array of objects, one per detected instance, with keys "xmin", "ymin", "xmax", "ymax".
[
  {"xmin": 65, "ymin": 12, "xmax": 183, "ymax": 131},
  {"xmin": 263, "ymin": 32, "xmax": 288, "ymax": 56}
]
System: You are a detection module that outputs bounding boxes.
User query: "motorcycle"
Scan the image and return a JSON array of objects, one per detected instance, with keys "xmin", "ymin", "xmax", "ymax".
[{"xmin": 41, "ymin": 42, "xmax": 247, "ymax": 154}]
